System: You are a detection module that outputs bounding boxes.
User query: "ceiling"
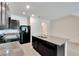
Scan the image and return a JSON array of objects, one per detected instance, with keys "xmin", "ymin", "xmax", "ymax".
[{"xmin": 8, "ymin": 2, "xmax": 79, "ymax": 20}]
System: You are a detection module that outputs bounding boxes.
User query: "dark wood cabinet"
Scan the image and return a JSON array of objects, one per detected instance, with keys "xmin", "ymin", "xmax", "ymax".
[
  {"xmin": 32, "ymin": 36, "xmax": 57, "ymax": 56},
  {"xmin": 8, "ymin": 18, "xmax": 19, "ymax": 29},
  {"xmin": 32, "ymin": 37, "xmax": 38, "ymax": 51}
]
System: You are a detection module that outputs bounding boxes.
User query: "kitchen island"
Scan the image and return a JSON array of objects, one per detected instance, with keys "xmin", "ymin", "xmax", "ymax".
[{"xmin": 32, "ymin": 35, "xmax": 68, "ymax": 56}]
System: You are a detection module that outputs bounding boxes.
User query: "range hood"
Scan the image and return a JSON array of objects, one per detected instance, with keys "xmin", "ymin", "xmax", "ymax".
[{"xmin": 0, "ymin": 2, "xmax": 9, "ymax": 29}]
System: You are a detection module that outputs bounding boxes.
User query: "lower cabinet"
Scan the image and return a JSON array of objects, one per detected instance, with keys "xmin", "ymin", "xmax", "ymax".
[{"xmin": 32, "ymin": 36, "xmax": 57, "ymax": 56}]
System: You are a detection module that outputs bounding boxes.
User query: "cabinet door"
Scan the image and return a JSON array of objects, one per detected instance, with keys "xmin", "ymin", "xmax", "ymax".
[
  {"xmin": 32, "ymin": 36, "xmax": 57, "ymax": 56},
  {"xmin": 32, "ymin": 36, "xmax": 39, "ymax": 51},
  {"xmin": 37, "ymin": 41, "xmax": 44, "ymax": 55},
  {"xmin": 38, "ymin": 39, "xmax": 57, "ymax": 56}
]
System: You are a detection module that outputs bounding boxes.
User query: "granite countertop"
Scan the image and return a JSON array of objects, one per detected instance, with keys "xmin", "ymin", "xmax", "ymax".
[
  {"xmin": 0, "ymin": 29, "xmax": 19, "ymax": 41},
  {"xmin": 0, "ymin": 29, "xmax": 19, "ymax": 35},
  {"xmin": 32, "ymin": 34, "xmax": 69, "ymax": 46}
]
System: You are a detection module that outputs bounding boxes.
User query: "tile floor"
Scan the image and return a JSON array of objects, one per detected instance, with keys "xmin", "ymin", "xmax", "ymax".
[
  {"xmin": 0, "ymin": 41, "xmax": 40, "ymax": 56},
  {"xmin": 0, "ymin": 41, "xmax": 79, "ymax": 56},
  {"xmin": 19, "ymin": 42, "xmax": 40, "ymax": 56}
]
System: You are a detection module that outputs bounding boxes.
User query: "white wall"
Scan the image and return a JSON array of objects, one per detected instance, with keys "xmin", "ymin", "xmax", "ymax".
[
  {"xmin": 41, "ymin": 19, "xmax": 53, "ymax": 36},
  {"xmin": 30, "ymin": 16, "xmax": 52, "ymax": 36},
  {"xmin": 30, "ymin": 16, "xmax": 42, "ymax": 35},
  {"xmin": 52, "ymin": 15, "xmax": 79, "ymax": 43}
]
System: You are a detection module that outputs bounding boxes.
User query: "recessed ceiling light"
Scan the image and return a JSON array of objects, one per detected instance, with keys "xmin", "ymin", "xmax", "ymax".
[
  {"xmin": 26, "ymin": 5, "xmax": 30, "ymax": 9},
  {"xmin": 22, "ymin": 12, "xmax": 26, "ymax": 15},
  {"xmin": 32, "ymin": 14, "xmax": 35, "ymax": 17}
]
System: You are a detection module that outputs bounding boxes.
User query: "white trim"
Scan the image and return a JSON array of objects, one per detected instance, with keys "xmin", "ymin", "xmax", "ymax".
[{"xmin": 65, "ymin": 41, "xmax": 67, "ymax": 56}]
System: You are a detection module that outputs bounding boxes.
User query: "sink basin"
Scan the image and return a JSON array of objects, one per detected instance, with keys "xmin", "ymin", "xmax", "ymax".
[{"xmin": 38, "ymin": 36, "xmax": 47, "ymax": 38}]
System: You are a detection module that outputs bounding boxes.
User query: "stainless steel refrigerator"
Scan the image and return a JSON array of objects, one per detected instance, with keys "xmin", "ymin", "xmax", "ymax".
[{"xmin": 19, "ymin": 25, "xmax": 30, "ymax": 44}]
